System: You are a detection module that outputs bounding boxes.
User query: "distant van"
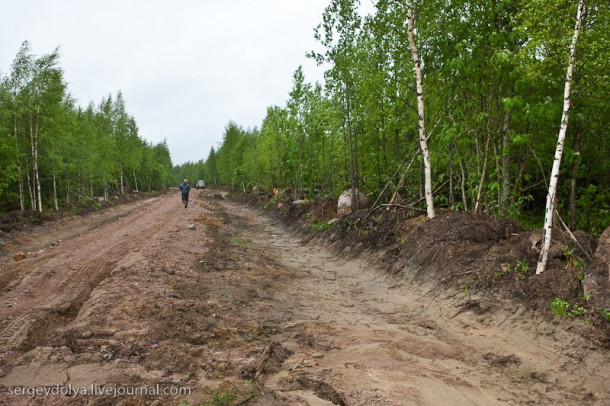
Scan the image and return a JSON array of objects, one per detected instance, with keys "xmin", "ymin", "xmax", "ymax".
[{"xmin": 195, "ymin": 180, "xmax": 205, "ymax": 189}]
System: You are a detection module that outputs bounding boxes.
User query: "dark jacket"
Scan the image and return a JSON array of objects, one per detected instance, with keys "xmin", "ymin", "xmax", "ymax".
[{"xmin": 180, "ymin": 182, "xmax": 190, "ymax": 195}]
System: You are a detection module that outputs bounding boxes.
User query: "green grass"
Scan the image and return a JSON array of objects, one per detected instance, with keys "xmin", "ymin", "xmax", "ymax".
[
  {"xmin": 198, "ymin": 388, "xmax": 236, "ymax": 406},
  {"xmin": 550, "ymin": 297, "xmax": 589, "ymax": 321},
  {"xmin": 232, "ymin": 237, "xmax": 252, "ymax": 247},
  {"xmin": 310, "ymin": 221, "xmax": 332, "ymax": 231},
  {"xmin": 550, "ymin": 297, "xmax": 569, "ymax": 317}
]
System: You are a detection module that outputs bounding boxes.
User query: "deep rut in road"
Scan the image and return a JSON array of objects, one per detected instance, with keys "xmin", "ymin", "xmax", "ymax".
[
  {"xmin": 215, "ymin": 197, "xmax": 609, "ymax": 405},
  {"xmin": 0, "ymin": 198, "xmax": 166, "ymax": 353}
]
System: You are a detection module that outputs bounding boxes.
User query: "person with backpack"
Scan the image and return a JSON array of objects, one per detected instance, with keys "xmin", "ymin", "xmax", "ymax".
[{"xmin": 179, "ymin": 179, "xmax": 191, "ymax": 208}]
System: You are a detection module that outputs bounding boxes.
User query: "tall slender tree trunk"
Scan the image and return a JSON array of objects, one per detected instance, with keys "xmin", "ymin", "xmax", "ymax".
[
  {"xmin": 419, "ymin": 161, "xmax": 424, "ymax": 200},
  {"xmin": 133, "ymin": 170, "xmax": 139, "ymax": 192},
  {"xmin": 34, "ymin": 115, "xmax": 42, "ymax": 213},
  {"xmin": 474, "ymin": 129, "xmax": 491, "ymax": 213},
  {"xmin": 12, "ymin": 98, "xmax": 25, "ymax": 211},
  {"xmin": 536, "ymin": 0, "xmax": 585, "ymax": 275},
  {"xmin": 52, "ymin": 171, "xmax": 59, "ymax": 211},
  {"xmin": 103, "ymin": 174, "xmax": 109, "ymax": 201},
  {"xmin": 459, "ymin": 158, "xmax": 469, "ymax": 211},
  {"xmin": 407, "ymin": 0, "xmax": 435, "ymax": 219},
  {"xmin": 119, "ymin": 161, "xmax": 125, "ymax": 194},
  {"xmin": 449, "ymin": 145, "xmax": 455, "ymax": 207},
  {"xmin": 76, "ymin": 172, "xmax": 81, "ymax": 200},
  {"xmin": 17, "ymin": 163, "xmax": 25, "ymax": 211},
  {"xmin": 513, "ymin": 120, "xmax": 532, "ymax": 200},
  {"xmin": 345, "ymin": 81, "xmax": 360, "ymax": 212},
  {"xmin": 376, "ymin": 127, "xmax": 383, "ymax": 193},
  {"xmin": 380, "ymin": 88, "xmax": 388, "ymax": 194},
  {"xmin": 65, "ymin": 178, "xmax": 70, "ymax": 205},
  {"xmin": 493, "ymin": 141, "xmax": 501, "ymax": 210},
  {"xmin": 26, "ymin": 158, "xmax": 34, "ymax": 210},
  {"xmin": 569, "ymin": 127, "xmax": 581, "ymax": 229},
  {"xmin": 29, "ymin": 112, "xmax": 42, "ymax": 212},
  {"xmin": 500, "ymin": 88, "xmax": 514, "ymax": 215}
]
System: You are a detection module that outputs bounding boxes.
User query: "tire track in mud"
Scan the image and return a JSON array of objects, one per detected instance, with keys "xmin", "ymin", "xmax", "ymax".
[
  {"xmin": 0, "ymin": 198, "xmax": 170, "ymax": 352},
  {"xmin": 214, "ymin": 199, "xmax": 610, "ymax": 406}
]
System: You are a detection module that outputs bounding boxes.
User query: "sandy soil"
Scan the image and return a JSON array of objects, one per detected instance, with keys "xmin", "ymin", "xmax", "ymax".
[{"xmin": 0, "ymin": 190, "xmax": 608, "ymax": 405}]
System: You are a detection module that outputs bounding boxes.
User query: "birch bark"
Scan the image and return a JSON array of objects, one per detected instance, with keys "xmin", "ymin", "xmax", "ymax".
[
  {"xmin": 536, "ymin": 0, "xmax": 585, "ymax": 274},
  {"xmin": 407, "ymin": 0, "xmax": 435, "ymax": 219}
]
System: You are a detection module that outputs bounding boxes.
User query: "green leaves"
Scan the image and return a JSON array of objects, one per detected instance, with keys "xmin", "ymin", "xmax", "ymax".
[
  {"xmin": 200, "ymin": 0, "xmax": 609, "ymax": 234},
  {"xmin": 0, "ymin": 44, "xmax": 173, "ymax": 211}
]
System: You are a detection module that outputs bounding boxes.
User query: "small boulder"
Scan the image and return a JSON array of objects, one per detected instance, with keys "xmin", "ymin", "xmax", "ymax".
[
  {"xmin": 187, "ymin": 224, "xmax": 196, "ymax": 230},
  {"xmin": 337, "ymin": 189, "xmax": 370, "ymax": 217}
]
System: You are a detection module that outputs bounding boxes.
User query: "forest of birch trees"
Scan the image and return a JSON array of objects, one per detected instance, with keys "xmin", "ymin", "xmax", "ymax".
[
  {"xmin": 0, "ymin": 41, "xmax": 173, "ymax": 214},
  {"xmin": 186, "ymin": 0, "xmax": 609, "ymax": 236}
]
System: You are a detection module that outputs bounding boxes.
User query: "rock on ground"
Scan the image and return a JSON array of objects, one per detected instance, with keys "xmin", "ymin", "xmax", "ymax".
[{"xmin": 337, "ymin": 189, "xmax": 369, "ymax": 217}]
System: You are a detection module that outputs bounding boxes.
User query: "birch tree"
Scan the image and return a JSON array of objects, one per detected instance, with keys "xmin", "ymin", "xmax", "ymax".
[
  {"xmin": 536, "ymin": 0, "xmax": 586, "ymax": 275},
  {"xmin": 24, "ymin": 49, "xmax": 64, "ymax": 212},
  {"xmin": 7, "ymin": 41, "xmax": 33, "ymax": 211},
  {"xmin": 407, "ymin": 0, "xmax": 435, "ymax": 219}
]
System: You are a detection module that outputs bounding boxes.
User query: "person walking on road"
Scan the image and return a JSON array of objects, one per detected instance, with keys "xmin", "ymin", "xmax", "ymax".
[{"xmin": 179, "ymin": 178, "xmax": 191, "ymax": 208}]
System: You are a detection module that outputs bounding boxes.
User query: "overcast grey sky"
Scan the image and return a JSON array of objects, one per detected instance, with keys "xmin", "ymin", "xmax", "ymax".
[{"xmin": 1, "ymin": 0, "xmax": 359, "ymax": 165}]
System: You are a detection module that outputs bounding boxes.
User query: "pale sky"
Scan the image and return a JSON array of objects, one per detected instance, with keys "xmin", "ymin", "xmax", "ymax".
[{"xmin": 1, "ymin": 0, "xmax": 370, "ymax": 165}]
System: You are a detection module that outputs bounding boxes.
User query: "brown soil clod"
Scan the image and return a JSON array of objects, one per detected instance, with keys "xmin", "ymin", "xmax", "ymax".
[
  {"xmin": 483, "ymin": 352, "xmax": 521, "ymax": 367},
  {"xmin": 295, "ymin": 375, "xmax": 348, "ymax": 406}
]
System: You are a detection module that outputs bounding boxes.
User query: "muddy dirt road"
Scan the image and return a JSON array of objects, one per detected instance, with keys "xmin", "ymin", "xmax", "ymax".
[{"xmin": 0, "ymin": 191, "xmax": 608, "ymax": 405}]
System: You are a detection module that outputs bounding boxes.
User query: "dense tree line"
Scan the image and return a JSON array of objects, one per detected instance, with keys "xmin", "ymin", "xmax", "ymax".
[
  {"xmin": 0, "ymin": 41, "xmax": 173, "ymax": 213},
  {"xmin": 197, "ymin": 0, "xmax": 609, "ymax": 236},
  {"xmin": 172, "ymin": 160, "xmax": 206, "ymax": 187}
]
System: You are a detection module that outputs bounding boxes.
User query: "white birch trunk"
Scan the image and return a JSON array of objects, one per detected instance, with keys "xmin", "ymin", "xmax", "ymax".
[
  {"xmin": 29, "ymin": 113, "xmax": 42, "ymax": 212},
  {"xmin": 408, "ymin": 0, "xmax": 435, "ymax": 219},
  {"xmin": 103, "ymin": 175, "xmax": 109, "ymax": 202},
  {"xmin": 133, "ymin": 170, "xmax": 139, "ymax": 192},
  {"xmin": 536, "ymin": 0, "xmax": 585, "ymax": 275},
  {"xmin": 26, "ymin": 164, "xmax": 34, "ymax": 210},
  {"xmin": 34, "ymin": 114, "xmax": 42, "ymax": 213},
  {"xmin": 119, "ymin": 161, "xmax": 124, "ymax": 194},
  {"xmin": 52, "ymin": 171, "xmax": 59, "ymax": 211}
]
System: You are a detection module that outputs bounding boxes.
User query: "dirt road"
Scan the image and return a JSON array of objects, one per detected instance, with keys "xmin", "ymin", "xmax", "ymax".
[{"xmin": 0, "ymin": 191, "xmax": 608, "ymax": 405}]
